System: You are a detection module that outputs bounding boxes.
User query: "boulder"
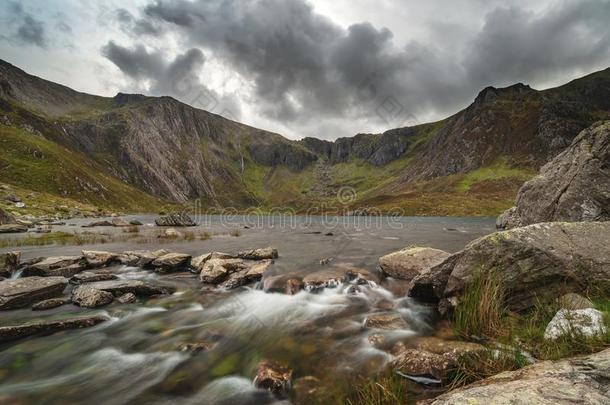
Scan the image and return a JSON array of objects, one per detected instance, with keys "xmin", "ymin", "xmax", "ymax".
[
  {"xmin": 544, "ymin": 308, "xmax": 607, "ymax": 340},
  {"xmin": 0, "ymin": 251, "xmax": 21, "ymax": 278},
  {"xmin": 151, "ymin": 252, "xmax": 192, "ymax": 272},
  {"xmin": 237, "ymin": 247, "xmax": 278, "ymax": 260},
  {"xmin": 0, "ymin": 207, "xmax": 15, "ymax": 225},
  {"xmin": 253, "ymin": 360, "xmax": 293, "ymax": 396},
  {"xmin": 219, "ymin": 260, "xmax": 273, "ymax": 289},
  {"xmin": 111, "ymin": 218, "xmax": 130, "ymax": 227},
  {"xmin": 0, "ymin": 315, "xmax": 109, "ymax": 343},
  {"xmin": 85, "ymin": 279, "xmax": 169, "ymax": 296},
  {"xmin": 428, "ymin": 349, "xmax": 610, "ymax": 404},
  {"xmin": 70, "ymin": 271, "xmax": 118, "ymax": 284},
  {"xmin": 72, "ymin": 285, "xmax": 114, "ymax": 308},
  {"xmin": 379, "ymin": 246, "xmax": 450, "ymax": 281},
  {"xmin": 155, "ymin": 213, "xmax": 196, "ymax": 227},
  {"xmin": 0, "ymin": 277, "xmax": 68, "ymax": 309},
  {"xmin": 263, "ymin": 275, "xmax": 304, "ymax": 295},
  {"xmin": 24, "ymin": 256, "xmax": 86, "ymax": 278},
  {"xmin": 498, "ymin": 121, "xmax": 610, "ymax": 229},
  {"xmin": 0, "ymin": 224, "xmax": 28, "ymax": 233},
  {"xmin": 117, "ymin": 292, "xmax": 137, "ymax": 304},
  {"xmin": 391, "ymin": 349, "xmax": 451, "ymax": 382},
  {"xmin": 199, "ymin": 258, "xmax": 249, "ymax": 284},
  {"xmin": 302, "ymin": 268, "xmax": 349, "ymax": 291},
  {"xmin": 82, "ymin": 250, "xmax": 120, "ymax": 268},
  {"xmin": 32, "ymin": 298, "xmax": 69, "ymax": 311},
  {"xmin": 409, "ymin": 222, "xmax": 610, "ymax": 313},
  {"xmin": 191, "ymin": 252, "xmax": 234, "ymax": 271},
  {"xmin": 364, "ymin": 313, "xmax": 409, "ymax": 330},
  {"xmin": 557, "ymin": 293, "xmax": 595, "ymax": 310}
]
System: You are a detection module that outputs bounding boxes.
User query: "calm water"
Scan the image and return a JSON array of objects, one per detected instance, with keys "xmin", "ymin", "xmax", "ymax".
[{"xmin": 0, "ymin": 216, "xmax": 495, "ymax": 404}]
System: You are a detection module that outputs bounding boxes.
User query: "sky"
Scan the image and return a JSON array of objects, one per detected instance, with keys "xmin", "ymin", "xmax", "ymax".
[{"xmin": 1, "ymin": 0, "xmax": 609, "ymax": 140}]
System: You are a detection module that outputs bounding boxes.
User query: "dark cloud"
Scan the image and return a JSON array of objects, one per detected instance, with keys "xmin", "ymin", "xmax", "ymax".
[
  {"xmin": 109, "ymin": 0, "xmax": 610, "ymax": 138},
  {"xmin": 2, "ymin": 1, "xmax": 47, "ymax": 47},
  {"xmin": 115, "ymin": 8, "xmax": 161, "ymax": 36},
  {"xmin": 102, "ymin": 41, "xmax": 241, "ymax": 119}
]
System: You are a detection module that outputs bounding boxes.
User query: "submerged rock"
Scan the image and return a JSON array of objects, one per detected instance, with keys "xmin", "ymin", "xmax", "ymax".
[
  {"xmin": 379, "ymin": 246, "xmax": 450, "ymax": 281},
  {"xmin": 155, "ymin": 213, "xmax": 196, "ymax": 227},
  {"xmin": 410, "ymin": 222, "xmax": 610, "ymax": 313},
  {"xmin": 253, "ymin": 360, "xmax": 293, "ymax": 396},
  {"xmin": 364, "ymin": 313, "xmax": 409, "ymax": 330},
  {"xmin": 498, "ymin": 121, "xmax": 610, "ymax": 229},
  {"xmin": 544, "ymin": 308, "xmax": 607, "ymax": 340},
  {"xmin": 32, "ymin": 298, "xmax": 69, "ymax": 311},
  {"xmin": 0, "ymin": 277, "xmax": 68, "ymax": 310},
  {"xmin": 263, "ymin": 275, "xmax": 304, "ymax": 295},
  {"xmin": 302, "ymin": 268, "xmax": 348, "ymax": 291},
  {"xmin": 82, "ymin": 220, "xmax": 113, "ymax": 228},
  {"xmin": 0, "ymin": 315, "xmax": 109, "ymax": 343},
  {"xmin": 72, "ymin": 285, "xmax": 114, "ymax": 308},
  {"xmin": 428, "ymin": 348, "xmax": 610, "ymax": 404},
  {"xmin": 178, "ymin": 342, "xmax": 215, "ymax": 355},
  {"xmin": 0, "ymin": 251, "xmax": 21, "ymax": 278}
]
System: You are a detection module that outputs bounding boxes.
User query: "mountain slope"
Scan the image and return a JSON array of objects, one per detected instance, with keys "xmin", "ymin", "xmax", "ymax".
[{"xmin": 1, "ymin": 58, "xmax": 609, "ymax": 215}]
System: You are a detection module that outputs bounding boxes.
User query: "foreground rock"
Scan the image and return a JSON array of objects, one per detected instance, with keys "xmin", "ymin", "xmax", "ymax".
[
  {"xmin": 498, "ymin": 121, "xmax": 610, "ymax": 229},
  {"xmin": 253, "ymin": 360, "xmax": 293, "ymax": 396},
  {"xmin": 410, "ymin": 222, "xmax": 610, "ymax": 313},
  {"xmin": 0, "ymin": 277, "xmax": 68, "ymax": 310},
  {"xmin": 0, "ymin": 251, "xmax": 21, "ymax": 278},
  {"xmin": 85, "ymin": 279, "xmax": 170, "ymax": 296},
  {"xmin": 155, "ymin": 213, "xmax": 196, "ymax": 227},
  {"xmin": 0, "ymin": 224, "xmax": 28, "ymax": 233},
  {"xmin": 428, "ymin": 348, "xmax": 610, "ymax": 404},
  {"xmin": 544, "ymin": 308, "xmax": 607, "ymax": 340},
  {"xmin": 71, "ymin": 286, "xmax": 114, "ymax": 308},
  {"xmin": 379, "ymin": 247, "xmax": 450, "ymax": 281},
  {"xmin": 23, "ymin": 256, "xmax": 86, "ymax": 277},
  {"xmin": 0, "ymin": 315, "xmax": 109, "ymax": 343}
]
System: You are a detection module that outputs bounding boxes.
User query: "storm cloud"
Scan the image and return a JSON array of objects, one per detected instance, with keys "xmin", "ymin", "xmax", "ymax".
[{"xmin": 2, "ymin": 1, "xmax": 47, "ymax": 47}]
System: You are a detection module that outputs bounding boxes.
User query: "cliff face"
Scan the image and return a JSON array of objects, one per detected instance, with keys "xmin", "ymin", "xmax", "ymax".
[{"xmin": 1, "ymin": 58, "xmax": 609, "ymax": 212}]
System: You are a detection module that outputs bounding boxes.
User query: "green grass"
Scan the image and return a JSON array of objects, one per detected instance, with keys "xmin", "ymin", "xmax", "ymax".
[
  {"xmin": 450, "ymin": 347, "xmax": 529, "ymax": 389},
  {"xmin": 455, "ymin": 158, "xmax": 535, "ymax": 193},
  {"xmin": 345, "ymin": 372, "xmax": 412, "ymax": 405}
]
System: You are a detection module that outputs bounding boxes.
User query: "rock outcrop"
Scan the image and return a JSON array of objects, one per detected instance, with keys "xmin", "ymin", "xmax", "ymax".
[
  {"xmin": 428, "ymin": 349, "xmax": 610, "ymax": 404},
  {"xmin": 498, "ymin": 121, "xmax": 610, "ymax": 229},
  {"xmin": 410, "ymin": 222, "xmax": 610, "ymax": 313}
]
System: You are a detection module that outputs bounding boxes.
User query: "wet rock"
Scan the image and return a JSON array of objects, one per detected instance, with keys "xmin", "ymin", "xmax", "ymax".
[
  {"xmin": 392, "ymin": 349, "xmax": 451, "ymax": 382},
  {"xmin": 379, "ymin": 246, "xmax": 450, "ymax": 281},
  {"xmin": 0, "ymin": 224, "xmax": 28, "ymax": 233},
  {"xmin": 345, "ymin": 266, "xmax": 382, "ymax": 285},
  {"xmin": 0, "ymin": 276, "xmax": 68, "ymax": 310},
  {"xmin": 498, "ymin": 121, "xmax": 610, "ymax": 229},
  {"xmin": 253, "ymin": 360, "xmax": 293, "ymax": 396},
  {"xmin": 117, "ymin": 292, "xmax": 137, "ymax": 304},
  {"xmin": 72, "ymin": 285, "xmax": 114, "ymax": 308},
  {"xmin": 237, "ymin": 247, "xmax": 278, "ymax": 260},
  {"xmin": 263, "ymin": 275, "xmax": 304, "ymax": 295},
  {"xmin": 70, "ymin": 271, "xmax": 118, "ymax": 284},
  {"xmin": 544, "ymin": 308, "xmax": 607, "ymax": 340},
  {"xmin": 111, "ymin": 217, "xmax": 130, "ymax": 227},
  {"xmin": 302, "ymin": 268, "xmax": 348, "ymax": 291},
  {"xmin": 155, "ymin": 213, "xmax": 196, "ymax": 227},
  {"xmin": 557, "ymin": 293, "xmax": 595, "ymax": 310},
  {"xmin": 151, "ymin": 252, "xmax": 192, "ymax": 272},
  {"xmin": 32, "ymin": 298, "xmax": 69, "ymax": 311},
  {"xmin": 367, "ymin": 333, "xmax": 387, "ymax": 348},
  {"xmin": 82, "ymin": 220, "xmax": 113, "ymax": 227},
  {"xmin": 219, "ymin": 260, "xmax": 273, "ymax": 289},
  {"xmin": 82, "ymin": 250, "xmax": 120, "ymax": 268},
  {"xmin": 428, "ymin": 348, "xmax": 610, "ymax": 404},
  {"xmin": 410, "ymin": 222, "xmax": 610, "ymax": 313},
  {"xmin": 0, "ymin": 315, "xmax": 109, "ymax": 343},
  {"xmin": 178, "ymin": 342, "xmax": 214, "ymax": 355},
  {"xmin": 364, "ymin": 313, "xmax": 409, "ymax": 330},
  {"xmin": 85, "ymin": 279, "xmax": 170, "ymax": 296},
  {"xmin": 0, "ymin": 251, "xmax": 21, "ymax": 278}
]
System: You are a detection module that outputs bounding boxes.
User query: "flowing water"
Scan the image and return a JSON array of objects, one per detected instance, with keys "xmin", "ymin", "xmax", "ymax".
[{"xmin": 0, "ymin": 216, "xmax": 496, "ymax": 404}]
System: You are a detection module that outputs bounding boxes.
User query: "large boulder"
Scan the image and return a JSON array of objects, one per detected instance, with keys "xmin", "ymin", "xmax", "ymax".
[
  {"xmin": 428, "ymin": 348, "xmax": 610, "ymax": 404},
  {"xmin": 409, "ymin": 222, "xmax": 610, "ymax": 313},
  {"xmin": 155, "ymin": 213, "xmax": 196, "ymax": 227},
  {"xmin": 499, "ymin": 121, "xmax": 610, "ymax": 229},
  {"xmin": 0, "ymin": 315, "xmax": 109, "ymax": 343},
  {"xmin": 0, "ymin": 277, "xmax": 68, "ymax": 310},
  {"xmin": 379, "ymin": 246, "xmax": 450, "ymax": 281},
  {"xmin": 0, "ymin": 251, "xmax": 21, "ymax": 278},
  {"xmin": 199, "ymin": 258, "xmax": 248, "ymax": 284},
  {"xmin": 71, "ymin": 285, "xmax": 114, "ymax": 308}
]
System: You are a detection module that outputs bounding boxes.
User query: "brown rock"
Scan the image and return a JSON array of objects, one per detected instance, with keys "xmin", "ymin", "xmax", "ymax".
[
  {"xmin": 111, "ymin": 218, "xmax": 130, "ymax": 227},
  {"xmin": 24, "ymin": 256, "xmax": 85, "ymax": 277},
  {"xmin": 85, "ymin": 279, "xmax": 170, "ymax": 296},
  {"xmin": 0, "ymin": 224, "xmax": 28, "ymax": 233},
  {"xmin": 392, "ymin": 349, "xmax": 451, "ymax": 381},
  {"xmin": 72, "ymin": 285, "xmax": 114, "ymax": 308},
  {"xmin": 302, "ymin": 268, "xmax": 348, "ymax": 291},
  {"xmin": 557, "ymin": 293, "xmax": 595, "ymax": 310},
  {"xmin": 253, "ymin": 360, "xmax": 293, "ymax": 396},
  {"xmin": 117, "ymin": 292, "xmax": 137, "ymax": 304},
  {"xmin": 82, "ymin": 250, "xmax": 120, "ymax": 268},
  {"xmin": 151, "ymin": 252, "xmax": 192, "ymax": 272},
  {"xmin": 364, "ymin": 312, "xmax": 409, "ymax": 330},
  {"xmin": 32, "ymin": 298, "xmax": 69, "ymax": 310},
  {"xmin": 219, "ymin": 260, "xmax": 273, "ymax": 289},
  {"xmin": 237, "ymin": 247, "xmax": 279, "ymax": 260},
  {"xmin": 178, "ymin": 341, "xmax": 215, "ymax": 355},
  {"xmin": 263, "ymin": 275, "xmax": 304, "ymax": 295}
]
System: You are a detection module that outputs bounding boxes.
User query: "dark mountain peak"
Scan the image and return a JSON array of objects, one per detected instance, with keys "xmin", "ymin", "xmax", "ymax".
[
  {"xmin": 113, "ymin": 92, "xmax": 149, "ymax": 107},
  {"xmin": 474, "ymin": 83, "xmax": 535, "ymax": 105}
]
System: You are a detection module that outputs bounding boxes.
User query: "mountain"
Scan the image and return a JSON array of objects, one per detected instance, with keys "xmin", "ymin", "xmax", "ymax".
[{"xmin": 1, "ymin": 59, "xmax": 609, "ymax": 215}]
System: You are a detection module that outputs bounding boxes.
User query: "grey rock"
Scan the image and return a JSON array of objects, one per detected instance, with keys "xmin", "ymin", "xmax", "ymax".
[
  {"xmin": 85, "ymin": 279, "xmax": 170, "ymax": 296},
  {"xmin": 0, "ymin": 315, "xmax": 109, "ymax": 343},
  {"xmin": 409, "ymin": 222, "xmax": 610, "ymax": 313},
  {"xmin": 24, "ymin": 256, "xmax": 86, "ymax": 277},
  {"xmin": 70, "ymin": 271, "xmax": 118, "ymax": 285},
  {"xmin": 32, "ymin": 298, "xmax": 69, "ymax": 310},
  {"xmin": 72, "ymin": 285, "xmax": 114, "ymax": 308},
  {"xmin": 82, "ymin": 250, "xmax": 120, "ymax": 268},
  {"xmin": 111, "ymin": 217, "xmax": 130, "ymax": 227},
  {"xmin": 219, "ymin": 260, "xmax": 273, "ymax": 289},
  {"xmin": 544, "ymin": 308, "xmax": 607, "ymax": 340},
  {"xmin": 155, "ymin": 213, "xmax": 196, "ymax": 227},
  {"xmin": 379, "ymin": 247, "xmax": 450, "ymax": 281},
  {"xmin": 151, "ymin": 252, "xmax": 192, "ymax": 272},
  {"xmin": 499, "ymin": 121, "xmax": 610, "ymax": 229},
  {"xmin": 0, "ymin": 276, "xmax": 68, "ymax": 310}
]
